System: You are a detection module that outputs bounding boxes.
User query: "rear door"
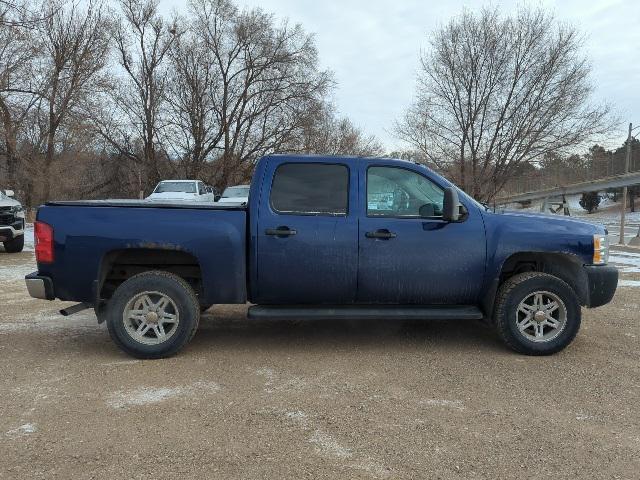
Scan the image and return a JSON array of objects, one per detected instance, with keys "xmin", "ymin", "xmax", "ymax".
[
  {"xmin": 357, "ymin": 162, "xmax": 486, "ymax": 305},
  {"xmin": 255, "ymin": 160, "xmax": 358, "ymax": 304}
]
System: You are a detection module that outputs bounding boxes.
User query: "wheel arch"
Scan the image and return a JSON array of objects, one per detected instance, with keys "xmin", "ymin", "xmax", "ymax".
[
  {"xmin": 96, "ymin": 248, "xmax": 203, "ymax": 306},
  {"xmin": 483, "ymin": 251, "xmax": 589, "ymax": 319}
]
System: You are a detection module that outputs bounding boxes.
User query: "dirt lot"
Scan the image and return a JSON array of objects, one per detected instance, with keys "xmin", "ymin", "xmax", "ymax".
[{"xmin": 1, "ymin": 246, "xmax": 639, "ymax": 479}]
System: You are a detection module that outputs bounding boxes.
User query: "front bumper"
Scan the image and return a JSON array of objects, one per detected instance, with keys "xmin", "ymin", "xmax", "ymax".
[
  {"xmin": 0, "ymin": 220, "xmax": 24, "ymax": 241},
  {"xmin": 0, "ymin": 226, "xmax": 24, "ymax": 242},
  {"xmin": 584, "ymin": 265, "xmax": 618, "ymax": 308},
  {"xmin": 25, "ymin": 272, "xmax": 55, "ymax": 300}
]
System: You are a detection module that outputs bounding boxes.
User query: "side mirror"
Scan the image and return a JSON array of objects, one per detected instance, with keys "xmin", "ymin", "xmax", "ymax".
[
  {"xmin": 442, "ymin": 187, "xmax": 460, "ymax": 222},
  {"xmin": 4, "ymin": 189, "xmax": 14, "ymax": 197}
]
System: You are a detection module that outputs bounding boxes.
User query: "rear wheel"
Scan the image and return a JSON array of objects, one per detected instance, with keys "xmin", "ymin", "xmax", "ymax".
[
  {"xmin": 493, "ymin": 272, "xmax": 581, "ymax": 355},
  {"xmin": 105, "ymin": 271, "xmax": 200, "ymax": 359},
  {"xmin": 3, "ymin": 234, "xmax": 24, "ymax": 253}
]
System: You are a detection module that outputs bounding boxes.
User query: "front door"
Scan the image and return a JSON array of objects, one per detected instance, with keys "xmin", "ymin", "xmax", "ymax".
[
  {"xmin": 357, "ymin": 163, "xmax": 486, "ymax": 305},
  {"xmin": 256, "ymin": 161, "xmax": 358, "ymax": 304}
]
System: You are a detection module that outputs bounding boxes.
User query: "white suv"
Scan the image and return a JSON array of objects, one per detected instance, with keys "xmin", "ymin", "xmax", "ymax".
[{"xmin": 0, "ymin": 190, "xmax": 25, "ymax": 253}]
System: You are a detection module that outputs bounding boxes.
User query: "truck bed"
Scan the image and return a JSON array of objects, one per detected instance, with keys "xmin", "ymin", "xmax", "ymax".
[{"xmin": 36, "ymin": 200, "xmax": 248, "ymax": 306}]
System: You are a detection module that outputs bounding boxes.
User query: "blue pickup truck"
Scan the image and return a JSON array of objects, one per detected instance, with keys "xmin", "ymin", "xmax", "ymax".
[{"xmin": 25, "ymin": 155, "xmax": 618, "ymax": 358}]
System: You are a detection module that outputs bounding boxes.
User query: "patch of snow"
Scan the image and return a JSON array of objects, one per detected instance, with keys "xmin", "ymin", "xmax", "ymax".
[
  {"xmin": 107, "ymin": 387, "xmax": 182, "ymax": 408},
  {"xmin": 612, "ymin": 251, "xmax": 640, "ymax": 257},
  {"xmin": 309, "ymin": 430, "xmax": 352, "ymax": 459},
  {"xmin": 619, "ymin": 280, "xmax": 640, "ymax": 287},
  {"xmin": 0, "ymin": 258, "xmax": 37, "ymax": 282},
  {"xmin": 106, "ymin": 381, "xmax": 220, "ymax": 408},
  {"xmin": 285, "ymin": 410, "xmax": 309, "ymax": 426},
  {"xmin": 609, "ymin": 253, "xmax": 640, "ymax": 273},
  {"xmin": 280, "ymin": 408, "xmax": 390, "ymax": 479},
  {"xmin": 5, "ymin": 423, "xmax": 37, "ymax": 437},
  {"xmin": 0, "ymin": 323, "xmax": 27, "ymax": 333},
  {"xmin": 286, "ymin": 410, "xmax": 308, "ymax": 419},
  {"xmin": 23, "ymin": 223, "xmax": 34, "ymax": 251},
  {"xmin": 1, "ymin": 288, "xmax": 34, "ymax": 306},
  {"xmin": 255, "ymin": 367, "xmax": 276, "ymax": 379},
  {"xmin": 575, "ymin": 413, "xmax": 594, "ymax": 421},
  {"xmin": 567, "ymin": 194, "xmax": 585, "ymax": 211},
  {"xmin": 0, "ymin": 309, "xmax": 97, "ymax": 335}
]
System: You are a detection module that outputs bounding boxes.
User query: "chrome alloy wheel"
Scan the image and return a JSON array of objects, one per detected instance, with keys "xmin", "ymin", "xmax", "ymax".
[
  {"xmin": 122, "ymin": 291, "xmax": 180, "ymax": 345},
  {"xmin": 515, "ymin": 291, "xmax": 567, "ymax": 343}
]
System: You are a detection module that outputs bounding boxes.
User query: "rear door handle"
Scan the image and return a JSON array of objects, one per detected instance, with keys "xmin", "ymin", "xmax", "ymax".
[
  {"xmin": 365, "ymin": 229, "xmax": 397, "ymax": 239},
  {"xmin": 265, "ymin": 226, "xmax": 297, "ymax": 237}
]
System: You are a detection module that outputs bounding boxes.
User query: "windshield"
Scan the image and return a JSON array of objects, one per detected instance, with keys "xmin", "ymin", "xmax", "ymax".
[
  {"xmin": 154, "ymin": 182, "xmax": 196, "ymax": 194},
  {"xmin": 222, "ymin": 186, "xmax": 250, "ymax": 198}
]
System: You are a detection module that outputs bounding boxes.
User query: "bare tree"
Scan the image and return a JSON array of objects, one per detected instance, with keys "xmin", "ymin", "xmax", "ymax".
[
  {"xmin": 164, "ymin": 16, "xmax": 221, "ymax": 178},
  {"xmin": 0, "ymin": 0, "xmax": 49, "ymax": 27},
  {"xmin": 1, "ymin": 0, "xmax": 377, "ymax": 203},
  {"xmin": 35, "ymin": 0, "xmax": 110, "ymax": 200},
  {"xmin": 170, "ymin": 0, "xmax": 331, "ymax": 187},
  {"xmin": 0, "ymin": 8, "xmax": 41, "ymax": 191},
  {"xmin": 395, "ymin": 7, "xmax": 613, "ymax": 201},
  {"xmin": 95, "ymin": 0, "xmax": 178, "ymax": 192},
  {"xmin": 292, "ymin": 101, "xmax": 382, "ymax": 157}
]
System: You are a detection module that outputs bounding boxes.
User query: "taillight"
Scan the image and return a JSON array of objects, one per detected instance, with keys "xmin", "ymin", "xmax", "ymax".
[{"xmin": 35, "ymin": 221, "xmax": 54, "ymax": 263}]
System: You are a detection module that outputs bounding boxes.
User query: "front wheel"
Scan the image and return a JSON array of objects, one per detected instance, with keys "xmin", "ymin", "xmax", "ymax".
[
  {"xmin": 3, "ymin": 234, "xmax": 24, "ymax": 253},
  {"xmin": 493, "ymin": 272, "xmax": 581, "ymax": 355},
  {"xmin": 105, "ymin": 271, "xmax": 200, "ymax": 359}
]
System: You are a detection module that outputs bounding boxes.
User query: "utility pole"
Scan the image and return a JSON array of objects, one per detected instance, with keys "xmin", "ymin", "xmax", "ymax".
[{"xmin": 619, "ymin": 123, "xmax": 632, "ymax": 245}]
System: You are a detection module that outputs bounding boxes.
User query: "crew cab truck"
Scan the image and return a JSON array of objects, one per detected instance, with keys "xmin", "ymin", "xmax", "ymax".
[{"xmin": 25, "ymin": 155, "xmax": 618, "ymax": 358}]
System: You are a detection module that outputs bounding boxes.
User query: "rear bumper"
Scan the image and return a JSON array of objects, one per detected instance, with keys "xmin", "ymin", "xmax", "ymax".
[
  {"xmin": 584, "ymin": 265, "xmax": 618, "ymax": 308},
  {"xmin": 25, "ymin": 272, "xmax": 55, "ymax": 300}
]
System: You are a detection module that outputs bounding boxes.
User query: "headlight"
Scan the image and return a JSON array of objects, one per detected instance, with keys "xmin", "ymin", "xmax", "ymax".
[
  {"xmin": 9, "ymin": 205, "xmax": 25, "ymax": 219},
  {"xmin": 593, "ymin": 234, "xmax": 609, "ymax": 265}
]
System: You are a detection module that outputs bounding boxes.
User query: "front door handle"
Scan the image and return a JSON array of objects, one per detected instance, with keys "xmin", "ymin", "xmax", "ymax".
[
  {"xmin": 365, "ymin": 229, "xmax": 397, "ymax": 239},
  {"xmin": 265, "ymin": 226, "xmax": 297, "ymax": 237}
]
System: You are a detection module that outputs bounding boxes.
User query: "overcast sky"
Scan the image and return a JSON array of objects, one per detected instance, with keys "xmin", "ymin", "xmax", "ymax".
[{"xmin": 160, "ymin": 0, "xmax": 640, "ymax": 150}]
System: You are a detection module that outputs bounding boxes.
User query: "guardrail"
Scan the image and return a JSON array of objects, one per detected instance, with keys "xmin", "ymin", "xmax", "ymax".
[{"xmin": 496, "ymin": 170, "xmax": 640, "ymax": 204}]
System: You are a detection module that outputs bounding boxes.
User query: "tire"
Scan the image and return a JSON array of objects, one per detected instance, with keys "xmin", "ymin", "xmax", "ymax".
[
  {"xmin": 3, "ymin": 234, "xmax": 24, "ymax": 253},
  {"xmin": 105, "ymin": 271, "xmax": 200, "ymax": 359},
  {"xmin": 493, "ymin": 272, "xmax": 581, "ymax": 356}
]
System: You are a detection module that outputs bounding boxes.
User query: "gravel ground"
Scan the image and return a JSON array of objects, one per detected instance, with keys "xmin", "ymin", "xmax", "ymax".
[{"xmin": 1, "ymin": 246, "xmax": 639, "ymax": 479}]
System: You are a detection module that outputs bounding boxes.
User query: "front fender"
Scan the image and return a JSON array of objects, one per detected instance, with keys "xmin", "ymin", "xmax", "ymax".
[{"xmin": 479, "ymin": 211, "xmax": 605, "ymax": 318}]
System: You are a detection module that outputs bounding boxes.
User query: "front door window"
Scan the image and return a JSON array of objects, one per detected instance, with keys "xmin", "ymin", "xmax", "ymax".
[{"xmin": 367, "ymin": 166, "xmax": 444, "ymax": 218}]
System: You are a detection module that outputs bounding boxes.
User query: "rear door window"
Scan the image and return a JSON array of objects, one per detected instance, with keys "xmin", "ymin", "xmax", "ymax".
[{"xmin": 270, "ymin": 163, "xmax": 349, "ymax": 216}]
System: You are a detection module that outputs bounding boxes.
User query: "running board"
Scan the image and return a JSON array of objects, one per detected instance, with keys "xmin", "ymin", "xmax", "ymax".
[
  {"xmin": 247, "ymin": 305, "xmax": 483, "ymax": 321},
  {"xmin": 60, "ymin": 302, "xmax": 92, "ymax": 316}
]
